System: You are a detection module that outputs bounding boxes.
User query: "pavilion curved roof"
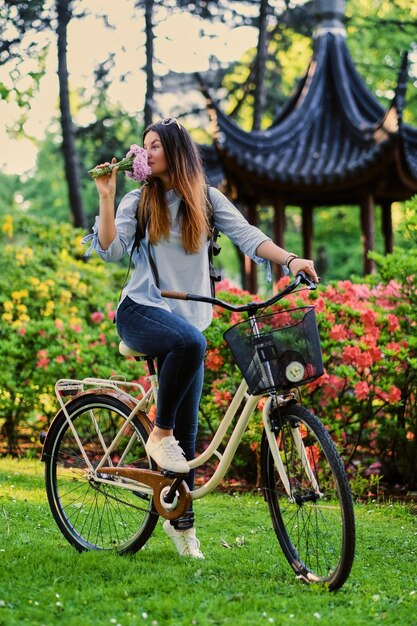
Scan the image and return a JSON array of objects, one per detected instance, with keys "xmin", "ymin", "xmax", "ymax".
[{"xmin": 201, "ymin": 31, "xmax": 417, "ymax": 206}]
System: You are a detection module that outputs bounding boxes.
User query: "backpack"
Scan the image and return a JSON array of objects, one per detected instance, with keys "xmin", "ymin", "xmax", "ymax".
[{"xmin": 131, "ymin": 186, "xmax": 222, "ymax": 297}]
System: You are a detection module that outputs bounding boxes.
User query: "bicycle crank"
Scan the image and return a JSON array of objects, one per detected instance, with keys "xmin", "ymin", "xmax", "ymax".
[{"xmin": 96, "ymin": 467, "xmax": 191, "ymax": 520}]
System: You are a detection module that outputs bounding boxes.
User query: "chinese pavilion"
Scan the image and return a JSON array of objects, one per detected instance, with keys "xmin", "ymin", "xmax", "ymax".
[{"xmin": 200, "ymin": 0, "xmax": 417, "ymax": 290}]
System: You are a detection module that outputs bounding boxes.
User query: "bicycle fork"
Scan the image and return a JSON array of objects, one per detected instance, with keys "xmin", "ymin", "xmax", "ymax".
[{"xmin": 262, "ymin": 397, "xmax": 322, "ymax": 501}]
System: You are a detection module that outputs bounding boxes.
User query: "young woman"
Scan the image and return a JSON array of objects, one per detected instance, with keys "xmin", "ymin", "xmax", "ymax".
[{"xmin": 86, "ymin": 117, "xmax": 318, "ymax": 559}]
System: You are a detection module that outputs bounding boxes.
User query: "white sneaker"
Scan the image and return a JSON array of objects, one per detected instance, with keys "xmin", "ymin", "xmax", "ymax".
[
  {"xmin": 163, "ymin": 520, "xmax": 204, "ymax": 559},
  {"xmin": 145, "ymin": 435, "xmax": 189, "ymax": 474}
]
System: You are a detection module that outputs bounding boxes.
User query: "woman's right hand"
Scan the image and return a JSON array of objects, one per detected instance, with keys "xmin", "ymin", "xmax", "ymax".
[{"xmin": 94, "ymin": 157, "xmax": 118, "ymax": 199}]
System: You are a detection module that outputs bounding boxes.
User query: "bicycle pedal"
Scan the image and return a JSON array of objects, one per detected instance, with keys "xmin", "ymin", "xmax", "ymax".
[{"xmin": 162, "ymin": 470, "xmax": 188, "ymax": 478}]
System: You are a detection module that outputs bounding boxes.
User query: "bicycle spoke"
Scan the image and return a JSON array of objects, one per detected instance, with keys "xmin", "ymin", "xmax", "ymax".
[
  {"xmin": 45, "ymin": 395, "xmax": 158, "ymax": 553},
  {"xmin": 262, "ymin": 403, "xmax": 355, "ymax": 590}
]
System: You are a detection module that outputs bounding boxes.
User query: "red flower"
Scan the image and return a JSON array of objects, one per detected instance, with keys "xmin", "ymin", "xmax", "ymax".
[
  {"xmin": 329, "ymin": 324, "xmax": 347, "ymax": 341},
  {"xmin": 36, "ymin": 349, "xmax": 50, "ymax": 369},
  {"xmin": 205, "ymin": 348, "xmax": 224, "ymax": 371},
  {"xmin": 361, "ymin": 309, "xmax": 376, "ymax": 329},
  {"xmin": 387, "ymin": 314, "xmax": 400, "ymax": 333},
  {"xmin": 354, "ymin": 381, "xmax": 370, "ymax": 401},
  {"xmin": 91, "ymin": 311, "xmax": 104, "ymax": 324},
  {"xmin": 326, "ymin": 374, "xmax": 345, "ymax": 399},
  {"xmin": 356, "ymin": 351, "xmax": 373, "ymax": 371},
  {"xmin": 387, "ymin": 385, "xmax": 401, "ymax": 404},
  {"xmin": 342, "ymin": 344, "xmax": 361, "ymax": 365},
  {"xmin": 386, "ymin": 342, "xmax": 401, "ymax": 354},
  {"xmin": 213, "ymin": 388, "xmax": 232, "ymax": 408},
  {"xmin": 367, "ymin": 345, "xmax": 382, "ymax": 363}
]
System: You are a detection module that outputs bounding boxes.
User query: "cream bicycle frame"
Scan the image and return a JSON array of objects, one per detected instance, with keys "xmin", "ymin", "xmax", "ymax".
[{"xmin": 54, "ymin": 371, "xmax": 312, "ymax": 503}]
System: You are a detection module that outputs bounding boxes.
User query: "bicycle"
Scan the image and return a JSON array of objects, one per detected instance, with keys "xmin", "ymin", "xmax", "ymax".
[{"xmin": 40, "ymin": 272, "xmax": 355, "ymax": 591}]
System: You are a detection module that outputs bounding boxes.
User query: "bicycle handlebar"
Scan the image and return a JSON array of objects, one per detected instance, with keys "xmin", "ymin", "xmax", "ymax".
[{"xmin": 161, "ymin": 271, "xmax": 317, "ymax": 314}]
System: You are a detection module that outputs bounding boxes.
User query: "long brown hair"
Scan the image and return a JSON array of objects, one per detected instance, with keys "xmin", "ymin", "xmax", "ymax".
[{"xmin": 138, "ymin": 119, "xmax": 209, "ymax": 254}]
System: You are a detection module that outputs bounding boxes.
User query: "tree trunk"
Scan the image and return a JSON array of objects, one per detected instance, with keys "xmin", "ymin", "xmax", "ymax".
[
  {"xmin": 252, "ymin": 0, "xmax": 269, "ymax": 131},
  {"xmin": 143, "ymin": 0, "xmax": 155, "ymax": 128},
  {"xmin": 56, "ymin": 0, "xmax": 87, "ymax": 229}
]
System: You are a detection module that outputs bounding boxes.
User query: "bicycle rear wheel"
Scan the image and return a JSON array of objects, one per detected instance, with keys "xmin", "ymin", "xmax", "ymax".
[
  {"xmin": 44, "ymin": 393, "xmax": 158, "ymax": 553},
  {"xmin": 261, "ymin": 402, "xmax": 355, "ymax": 590}
]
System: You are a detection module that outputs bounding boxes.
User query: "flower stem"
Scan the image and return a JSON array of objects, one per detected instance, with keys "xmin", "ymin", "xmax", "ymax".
[{"xmin": 88, "ymin": 155, "xmax": 133, "ymax": 179}]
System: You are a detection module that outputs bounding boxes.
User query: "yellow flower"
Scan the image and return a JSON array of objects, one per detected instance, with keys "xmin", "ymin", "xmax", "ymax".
[
  {"xmin": 2, "ymin": 313, "xmax": 13, "ymax": 323},
  {"xmin": 78, "ymin": 282, "xmax": 88, "ymax": 296},
  {"xmin": 74, "ymin": 235, "xmax": 85, "ymax": 256},
  {"xmin": 60, "ymin": 290, "xmax": 72, "ymax": 304},
  {"xmin": 11, "ymin": 290, "xmax": 28, "ymax": 301},
  {"xmin": 43, "ymin": 301, "xmax": 55, "ymax": 316},
  {"xmin": 38, "ymin": 283, "xmax": 50, "ymax": 298},
  {"xmin": 15, "ymin": 247, "xmax": 34, "ymax": 266},
  {"xmin": 3, "ymin": 301, "xmax": 13, "ymax": 312},
  {"xmin": 39, "ymin": 393, "xmax": 55, "ymax": 413},
  {"xmin": 29, "ymin": 277, "xmax": 40, "ymax": 286},
  {"xmin": 16, "ymin": 304, "xmax": 28, "ymax": 314},
  {"xmin": 1, "ymin": 215, "xmax": 13, "ymax": 238}
]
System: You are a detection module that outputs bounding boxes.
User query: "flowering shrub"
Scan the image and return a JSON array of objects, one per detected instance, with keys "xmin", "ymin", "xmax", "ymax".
[
  {"xmin": 200, "ymin": 274, "xmax": 417, "ymax": 493},
  {"xmin": 0, "ymin": 213, "xmax": 146, "ymax": 454}
]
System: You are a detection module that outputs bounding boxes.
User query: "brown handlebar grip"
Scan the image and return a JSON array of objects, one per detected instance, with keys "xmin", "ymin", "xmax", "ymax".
[{"xmin": 161, "ymin": 290, "xmax": 188, "ymax": 300}]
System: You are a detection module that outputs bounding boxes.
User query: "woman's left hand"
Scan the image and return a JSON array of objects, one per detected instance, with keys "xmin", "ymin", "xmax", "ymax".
[{"xmin": 288, "ymin": 257, "xmax": 319, "ymax": 283}]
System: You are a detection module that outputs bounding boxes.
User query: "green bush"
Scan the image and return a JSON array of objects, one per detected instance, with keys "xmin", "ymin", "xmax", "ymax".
[{"xmin": 0, "ymin": 213, "xmax": 146, "ymax": 453}]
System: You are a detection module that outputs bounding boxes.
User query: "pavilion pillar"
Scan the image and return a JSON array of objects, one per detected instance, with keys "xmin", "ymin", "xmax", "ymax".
[
  {"xmin": 302, "ymin": 205, "xmax": 313, "ymax": 260},
  {"xmin": 245, "ymin": 201, "xmax": 258, "ymax": 293},
  {"xmin": 360, "ymin": 193, "xmax": 376, "ymax": 274},
  {"xmin": 381, "ymin": 201, "xmax": 393, "ymax": 254},
  {"xmin": 273, "ymin": 198, "xmax": 286, "ymax": 282}
]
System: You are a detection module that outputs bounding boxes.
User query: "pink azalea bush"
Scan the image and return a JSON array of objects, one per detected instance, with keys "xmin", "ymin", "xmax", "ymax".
[{"xmin": 201, "ymin": 272, "xmax": 417, "ymax": 493}]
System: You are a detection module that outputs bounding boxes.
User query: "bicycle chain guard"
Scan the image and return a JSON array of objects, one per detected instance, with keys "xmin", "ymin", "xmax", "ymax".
[{"xmin": 96, "ymin": 467, "xmax": 191, "ymax": 520}]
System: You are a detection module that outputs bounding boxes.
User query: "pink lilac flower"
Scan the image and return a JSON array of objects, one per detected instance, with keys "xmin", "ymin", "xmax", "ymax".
[
  {"xmin": 125, "ymin": 144, "xmax": 152, "ymax": 181},
  {"xmin": 88, "ymin": 145, "xmax": 152, "ymax": 182}
]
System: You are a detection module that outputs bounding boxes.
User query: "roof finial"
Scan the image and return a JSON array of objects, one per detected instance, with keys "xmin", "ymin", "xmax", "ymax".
[
  {"xmin": 394, "ymin": 51, "xmax": 409, "ymax": 126},
  {"xmin": 313, "ymin": 0, "xmax": 347, "ymax": 38}
]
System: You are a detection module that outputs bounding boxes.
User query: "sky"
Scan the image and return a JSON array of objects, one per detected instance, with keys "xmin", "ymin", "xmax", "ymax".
[{"xmin": 0, "ymin": 0, "xmax": 261, "ymax": 176}]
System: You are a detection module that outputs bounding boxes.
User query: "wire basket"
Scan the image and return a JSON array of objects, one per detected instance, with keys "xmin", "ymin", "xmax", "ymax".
[{"xmin": 224, "ymin": 306, "xmax": 323, "ymax": 395}]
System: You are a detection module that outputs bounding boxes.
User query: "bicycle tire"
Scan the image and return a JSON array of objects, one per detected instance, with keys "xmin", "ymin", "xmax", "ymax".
[
  {"xmin": 261, "ymin": 402, "xmax": 355, "ymax": 590},
  {"xmin": 44, "ymin": 393, "xmax": 158, "ymax": 553}
]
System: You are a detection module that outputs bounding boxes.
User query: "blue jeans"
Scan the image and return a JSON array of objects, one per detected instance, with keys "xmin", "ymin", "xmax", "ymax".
[{"xmin": 116, "ymin": 296, "xmax": 206, "ymax": 505}]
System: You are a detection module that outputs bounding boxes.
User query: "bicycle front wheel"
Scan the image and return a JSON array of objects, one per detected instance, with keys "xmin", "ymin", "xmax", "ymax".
[
  {"xmin": 261, "ymin": 402, "xmax": 355, "ymax": 590},
  {"xmin": 44, "ymin": 393, "xmax": 158, "ymax": 553}
]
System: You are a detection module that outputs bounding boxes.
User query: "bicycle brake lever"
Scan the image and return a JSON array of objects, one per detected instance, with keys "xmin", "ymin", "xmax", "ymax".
[{"xmin": 297, "ymin": 271, "xmax": 318, "ymax": 290}]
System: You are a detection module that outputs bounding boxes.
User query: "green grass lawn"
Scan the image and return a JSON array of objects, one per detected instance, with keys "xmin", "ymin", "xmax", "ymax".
[{"xmin": 0, "ymin": 457, "xmax": 416, "ymax": 626}]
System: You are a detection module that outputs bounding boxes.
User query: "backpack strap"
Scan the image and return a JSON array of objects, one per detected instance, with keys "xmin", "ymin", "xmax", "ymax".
[{"xmin": 206, "ymin": 185, "xmax": 222, "ymax": 296}]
